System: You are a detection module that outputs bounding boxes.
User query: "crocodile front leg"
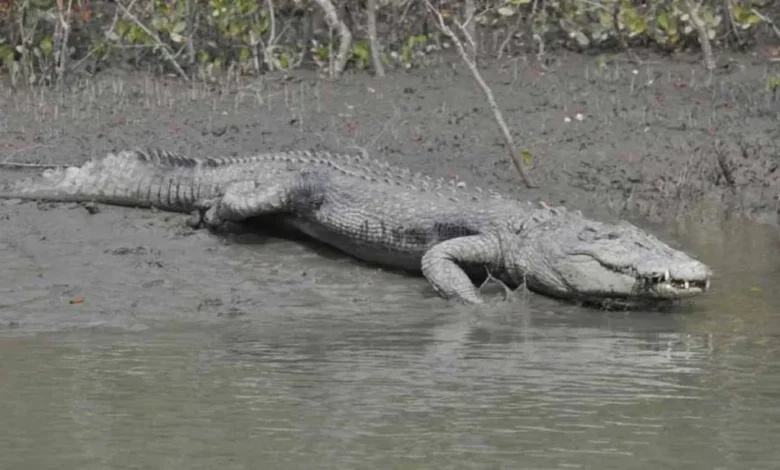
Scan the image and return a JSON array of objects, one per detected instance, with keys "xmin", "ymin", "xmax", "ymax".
[{"xmin": 420, "ymin": 235, "xmax": 502, "ymax": 304}]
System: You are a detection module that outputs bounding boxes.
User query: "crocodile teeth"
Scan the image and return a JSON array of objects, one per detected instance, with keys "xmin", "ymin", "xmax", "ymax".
[
  {"xmin": 663, "ymin": 270, "xmax": 670, "ymax": 282},
  {"xmin": 683, "ymin": 280, "xmax": 689, "ymax": 290}
]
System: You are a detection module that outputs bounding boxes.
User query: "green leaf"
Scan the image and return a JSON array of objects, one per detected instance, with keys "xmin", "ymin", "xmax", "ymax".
[
  {"xmin": 259, "ymin": 14, "xmax": 270, "ymax": 34},
  {"xmin": 173, "ymin": 20, "xmax": 186, "ymax": 33},
  {"xmin": 628, "ymin": 17, "xmax": 647, "ymax": 36},
  {"xmin": 0, "ymin": 44, "xmax": 15, "ymax": 62},
  {"xmin": 657, "ymin": 11, "xmax": 669, "ymax": 31},
  {"xmin": 116, "ymin": 19, "xmax": 131, "ymax": 37},
  {"xmin": 151, "ymin": 15, "xmax": 165, "ymax": 31},
  {"xmin": 39, "ymin": 35, "xmax": 53, "ymax": 56},
  {"xmin": 227, "ymin": 22, "xmax": 243, "ymax": 37},
  {"xmin": 521, "ymin": 150, "xmax": 532, "ymax": 164},
  {"xmin": 600, "ymin": 11, "xmax": 614, "ymax": 30}
]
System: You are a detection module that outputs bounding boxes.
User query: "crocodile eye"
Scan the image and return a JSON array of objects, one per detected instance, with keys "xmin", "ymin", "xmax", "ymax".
[
  {"xmin": 578, "ymin": 227, "xmax": 598, "ymax": 242},
  {"xmin": 606, "ymin": 232, "xmax": 620, "ymax": 240}
]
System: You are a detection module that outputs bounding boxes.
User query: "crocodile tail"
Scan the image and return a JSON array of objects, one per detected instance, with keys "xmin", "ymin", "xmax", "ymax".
[{"xmin": 0, "ymin": 150, "xmax": 151, "ymax": 203}]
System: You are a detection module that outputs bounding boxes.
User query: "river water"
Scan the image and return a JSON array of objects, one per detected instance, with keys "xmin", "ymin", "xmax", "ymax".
[{"xmin": 1, "ymin": 211, "xmax": 778, "ymax": 469}]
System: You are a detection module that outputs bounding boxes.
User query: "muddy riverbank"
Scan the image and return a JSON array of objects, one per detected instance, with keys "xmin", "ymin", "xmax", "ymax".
[{"xmin": 1, "ymin": 49, "xmax": 779, "ymax": 333}]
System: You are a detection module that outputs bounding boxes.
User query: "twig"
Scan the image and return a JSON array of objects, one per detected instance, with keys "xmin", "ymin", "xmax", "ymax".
[
  {"xmin": 68, "ymin": 46, "xmax": 98, "ymax": 74},
  {"xmin": 312, "ymin": 0, "xmax": 352, "ymax": 78},
  {"xmin": 116, "ymin": 1, "xmax": 190, "ymax": 81},
  {"xmin": 612, "ymin": 0, "xmax": 639, "ymax": 64},
  {"xmin": 683, "ymin": 0, "xmax": 716, "ymax": 71},
  {"xmin": 366, "ymin": 0, "xmax": 385, "ymax": 77},
  {"xmin": 463, "ymin": 0, "xmax": 477, "ymax": 56},
  {"xmin": 723, "ymin": 0, "xmax": 744, "ymax": 47},
  {"xmin": 184, "ymin": 0, "xmax": 196, "ymax": 66},
  {"xmin": 54, "ymin": 0, "xmax": 73, "ymax": 85},
  {"xmin": 713, "ymin": 140, "xmax": 736, "ymax": 189},
  {"xmin": 496, "ymin": 10, "xmax": 522, "ymax": 60},
  {"xmin": 259, "ymin": 0, "xmax": 276, "ymax": 72},
  {"xmin": 751, "ymin": 7, "xmax": 780, "ymax": 43},
  {"xmin": 424, "ymin": 0, "xmax": 537, "ymax": 189}
]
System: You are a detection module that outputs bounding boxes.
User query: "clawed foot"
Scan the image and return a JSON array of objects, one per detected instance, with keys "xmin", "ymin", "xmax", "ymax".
[
  {"xmin": 477, "ymin": 270, "xmax": 525, "ymax": 303},
  {"xmin": 185, "ymin": 199, "xmax": 237, "ymax": 232}
]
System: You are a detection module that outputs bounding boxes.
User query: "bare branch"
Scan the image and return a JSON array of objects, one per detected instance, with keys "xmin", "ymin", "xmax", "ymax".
[
  {"xmin": 312, "ymin": 0, "xmax": 352, "ymax": 78},
  {"xmin": 366, "ymin": 0, "xmax": 385, "ymax": 77},
  {"xmin": 463, "ymin": 0, "xmax": 477, "ymax": 57},
  {"xmin": 751, "ymin": 7, "xmax": 780, "ymax": 44},
  {"xmin": 116, "ymin": 1, "xmax": 190, "ymax": 81},
  {"xmin": 54, "ymin": 0, "xmax": 73, "ymax": 85},
  {"xmin": 496, "ymin": 10, "xmax": 522, "ymax": 61},
  {"xmin": 683, "ymin": 0, "xmax": 716, "ymax": 71},
  {"xmin": 424, "ymin": 0, "xmax": 537, "ymax": 189}
]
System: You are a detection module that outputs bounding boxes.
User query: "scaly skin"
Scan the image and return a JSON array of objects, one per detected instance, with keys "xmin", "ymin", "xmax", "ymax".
[{"xmin": 0, "ymin": 148, "xmax": 712, "ymax": 306}]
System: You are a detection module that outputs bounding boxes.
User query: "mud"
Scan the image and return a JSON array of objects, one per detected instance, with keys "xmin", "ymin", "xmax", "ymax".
[{"xmin": 1, "ymin": 50, "xmax": 779, "ymax": 333}]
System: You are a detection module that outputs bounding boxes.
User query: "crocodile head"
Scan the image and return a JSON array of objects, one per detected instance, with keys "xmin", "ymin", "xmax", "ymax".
[{"xmin": 507, "ymin": 209, "xmax": 712, "ymax": 307}]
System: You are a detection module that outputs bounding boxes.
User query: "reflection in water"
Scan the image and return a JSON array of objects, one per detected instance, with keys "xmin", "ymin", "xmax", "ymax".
[{"xmin": 0, "ymin": 219, "xmax": 779, "ymax": 469}]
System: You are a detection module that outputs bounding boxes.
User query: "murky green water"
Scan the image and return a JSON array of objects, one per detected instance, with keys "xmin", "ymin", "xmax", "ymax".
[{"xmin": 1, "ymin": 217, "xmax": 779, "ymax": 469}]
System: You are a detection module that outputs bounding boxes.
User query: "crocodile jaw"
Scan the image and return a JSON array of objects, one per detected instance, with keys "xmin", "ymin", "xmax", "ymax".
[{"xmin": 539, "ymin": 254, "xmax": 711, "ymax": 303}]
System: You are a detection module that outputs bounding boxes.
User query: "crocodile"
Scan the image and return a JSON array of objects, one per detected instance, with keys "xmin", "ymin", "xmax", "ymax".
[{"xmin": 0, "ymin": 148, "xmax": 712, "ymax": 306}]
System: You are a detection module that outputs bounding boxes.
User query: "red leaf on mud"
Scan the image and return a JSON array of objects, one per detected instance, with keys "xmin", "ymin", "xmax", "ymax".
[
  {"xmin": 673, "ymin": 81, "xmax": 687, "ymax": 88},
  {"xmin": 445, "ymin": 170, "xmax": 459, "ymax": 180},
  {"xmin": 172, "ymin": 125, "xmax": 181, "ymax": 132},
  {"xmin": 81, "ymin": 10, "xmax": 92, "ymax": 21},
  {"xmin": 346, "ymin": 122, "xmax": 357, "ymax": 132},
  {"xmin": 69, "ymin": 297, "xmax": 84, "ymax": 305}
]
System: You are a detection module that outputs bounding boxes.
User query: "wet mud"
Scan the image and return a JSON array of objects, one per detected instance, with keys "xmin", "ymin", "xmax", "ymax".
[{"xmin": 1, "ymin": 50, "xmax": 779, "ymax": 333}]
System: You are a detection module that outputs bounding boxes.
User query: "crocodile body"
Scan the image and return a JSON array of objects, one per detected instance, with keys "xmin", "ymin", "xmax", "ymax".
[{"xmin": 0, "ymin": 148, "xmax": 712, "ymax": 306}]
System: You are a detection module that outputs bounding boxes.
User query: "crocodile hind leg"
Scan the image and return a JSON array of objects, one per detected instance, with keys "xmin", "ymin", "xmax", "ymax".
[{"xmin": 197, "ymin": 170, "xmax": 325, "ymax": 230}]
